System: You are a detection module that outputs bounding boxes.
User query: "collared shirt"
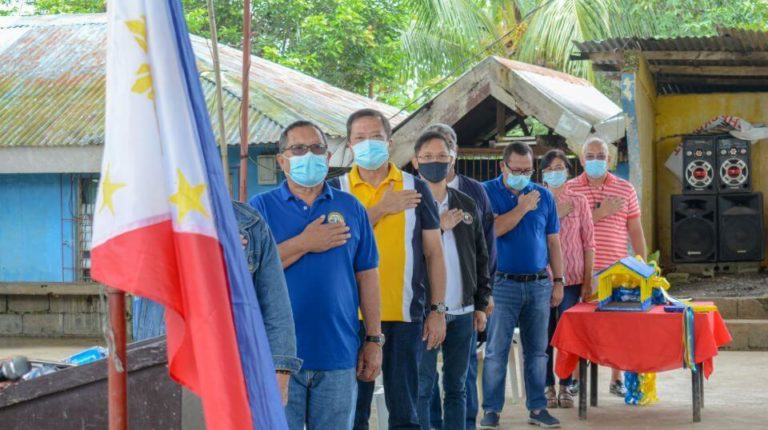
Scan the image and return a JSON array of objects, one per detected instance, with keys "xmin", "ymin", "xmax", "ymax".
[
  {"xmin": 451, "ymin": 174, "xmax": 497, "ymax": 277},
  {"xmin": 330, "ymin": 163, "xmax": 440, "ymax": 322},
  {"xmin": 547, "ymin": 189, "xmax": 595, "ymax": 286},
  {"xmin": 249, "ymin": 182, "xmax": 378, "ymax": 370},
  {"xmin": 567, "ymin": 172, "xmax": 641, "ymax": 271},
  {"xmin": 483, "ymin": 176, "xmax": 559, "ymax": 275},
  {"xmin": 437, "ymin": 194, "xmax": 473, "ymax": 315}
]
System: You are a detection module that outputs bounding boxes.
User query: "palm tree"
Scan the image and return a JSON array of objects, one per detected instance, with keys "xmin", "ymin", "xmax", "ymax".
[{"xmin": 402, "ymin": 0, "xmax": 655, "ymax": 82}]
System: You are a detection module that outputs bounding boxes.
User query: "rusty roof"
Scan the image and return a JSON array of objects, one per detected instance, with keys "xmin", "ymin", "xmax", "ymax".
[
  {"xmin": 390, "ymin": 56, "xmax": 624, "ymax": 166},
  {"xmin": 0, "ymin": 14, "xmax": 406, "ymax": 147},
  {"xmin": 573, "ymin": 27, "xmax": 768, "ymax": 95}
]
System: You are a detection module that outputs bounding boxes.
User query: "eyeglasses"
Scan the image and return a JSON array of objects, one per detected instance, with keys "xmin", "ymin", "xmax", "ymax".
[
  {"xmin": 284, "ymin": 143, "xmax": 328, "ymax": 156},
  {"xmin": 504, "ymin": 162, "xmax": 533, "ymax": 176},
  {"xmin": 417, "ymin": 154, "xmax": 452, "ymax": 163},
  {"xmin": 584, "ymin": 154, "xmax": 608, "ymax": 161}
]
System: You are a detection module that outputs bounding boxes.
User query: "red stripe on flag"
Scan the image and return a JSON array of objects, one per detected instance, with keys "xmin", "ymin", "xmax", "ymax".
[{"xmin": 92, "ymin": 221, "xmax": 254, "ymax": 429}]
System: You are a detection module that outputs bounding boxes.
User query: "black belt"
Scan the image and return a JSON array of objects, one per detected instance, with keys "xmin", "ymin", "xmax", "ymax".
[{"xmin": 497, "ymin": 271, "xmax": 549, "ymax": 282}]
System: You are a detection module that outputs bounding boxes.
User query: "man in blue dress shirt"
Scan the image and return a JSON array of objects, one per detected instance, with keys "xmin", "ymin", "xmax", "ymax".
[
  {"xmin": 250, "ymin": 120, "xmax": 383, "ymax": 430},
  {"xmin": 479, "ymin": 142, "xmax": 565, "ymax": 429}
]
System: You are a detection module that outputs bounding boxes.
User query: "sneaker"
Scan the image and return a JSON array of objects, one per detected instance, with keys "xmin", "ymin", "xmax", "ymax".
[
  {"xmin": 567, "ymin": 381, "xmax": 579, "ymax": 396},
  {"xmin": 528, "ymin": 409, "xmax": 561, "ymax": 428},
  {"xmin": 479, "ymin": 411, "xmax": 500, "ymax": 429},
  {"xmin": 609, "ymin": 380, "xmax": 627, "ymax": 397},
  {"xmin": 545, "ymin": 385, "xmax": 558, "ymax": 408},
  {"xmin": 557, "ymin": 386, "xmax": 574, "ymax": 408}
]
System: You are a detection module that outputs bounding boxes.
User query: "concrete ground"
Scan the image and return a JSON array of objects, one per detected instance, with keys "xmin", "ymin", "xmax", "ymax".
[
  {"xmin": 2, "ymin": 339, "xmax": 765, "ymax": 429},
  {"xmin": 496, "ymin": 350, "xmax": 766, "ymax": 430}
]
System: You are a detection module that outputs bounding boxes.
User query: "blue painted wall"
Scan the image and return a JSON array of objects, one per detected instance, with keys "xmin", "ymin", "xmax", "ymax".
[
  {"xmin": 0, "ymin": 147, "xmax": 282, "ymax": 283},
  {"xmin": 227, "ymin": 144, "xmax": 284, "ymax": 202},
  {"xmin": 0, "ymin": 174, "xmax": 76, "ymax": 282}
]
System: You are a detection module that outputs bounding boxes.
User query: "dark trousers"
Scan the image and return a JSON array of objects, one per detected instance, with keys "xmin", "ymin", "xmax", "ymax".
[
  {"xmin": 429, "ymin": 330, "xmax": 480, "ymax": 429},
  {"xmin": 545, "ymin": 285, "xmax": 581, "ymax": 387},
  {"xmin": 354, "ymin": 321, "xmax": 424, "ymax": 430}
]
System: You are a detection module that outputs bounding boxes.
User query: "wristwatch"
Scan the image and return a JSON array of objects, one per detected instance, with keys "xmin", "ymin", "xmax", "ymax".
[
  {"xmin": 430, "ymin": 303, "xmax": 448, "ymax": 314},
  {"xmin": 364, "ymin": 334, "xmax": 386, "ymax": 347},
  {"xmin": 552, "ymin": 276, "xmax": 566, "ymax": 285}
]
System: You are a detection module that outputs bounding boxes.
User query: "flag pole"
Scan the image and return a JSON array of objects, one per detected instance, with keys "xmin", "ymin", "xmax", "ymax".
[
  {"xmin": 206, "ymin": 0, "xmax": 230, "ymax": 194},
  {"xmin": 107, "ymin": 287, "xmax": 128, "ymax": 430},
  {"xmin": 238, "ymin": 0, "xmax": 252, "ymax": 203}
]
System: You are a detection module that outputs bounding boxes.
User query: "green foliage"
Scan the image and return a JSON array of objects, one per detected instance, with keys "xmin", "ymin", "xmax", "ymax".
[
  {"xmin": 13, "ymin": 0, "xmax": 105, "ymax": 14},
  {"xmin": 5, "ymin": 0, "xmax": 768, "ymax": 107},
  {"xmin": 631, "ymin": 0, "xmax": 768, "ymax": 36},
  {"xmin": 181, "ymin": 0, "xmax": 407, "ymax": 104}
]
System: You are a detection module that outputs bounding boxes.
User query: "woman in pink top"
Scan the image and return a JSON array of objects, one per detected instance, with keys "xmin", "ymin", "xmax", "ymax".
[{"xmin": 541, "ymin": 150, "xmax": 595, "ymax": 409}]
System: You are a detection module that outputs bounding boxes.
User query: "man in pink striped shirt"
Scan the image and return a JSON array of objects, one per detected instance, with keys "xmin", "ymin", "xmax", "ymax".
[{"xmin": 567, "ymin": 137, "xmax": 647, "ymax": 396}]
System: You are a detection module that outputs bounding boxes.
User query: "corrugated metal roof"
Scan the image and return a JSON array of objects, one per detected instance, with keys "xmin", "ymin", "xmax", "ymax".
[
  {"xmin": 575, "ymin": 27, "xmax": 768, "ymax": 54},
  {"xmin": 390, "ymin": 56, "xmax": 624, "ymax": 166},
  {"xmin": 574, "ymin": 27, "xmax": 768, "ymax": 95},
  {"xmin": 0, "ymin": 14, "xmax": 406, "ymax": 147}
]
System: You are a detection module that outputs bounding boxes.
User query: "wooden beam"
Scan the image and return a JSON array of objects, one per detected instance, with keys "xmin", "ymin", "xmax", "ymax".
[
  {"xmin": 496, "ymin": 100, "xmax": 506, "ymax": 142},
  {"xmin": 651, "ymin": 65, "xmax": 768, "ymax": 76},
  {"xmin": 583, "ymin": 50, "xmax": 768, "ymax": 63},
  {"xmin": 655, "ymin": 75, "xmax": 768, "ymax": 87},
  {"xmin": 519, "ymin": 117, "xmax": 531, "ymax": 136}
]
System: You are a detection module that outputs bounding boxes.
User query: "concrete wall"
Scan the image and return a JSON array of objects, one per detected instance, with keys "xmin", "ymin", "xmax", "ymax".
[
  {"xmin": 0, "ymin": 294, "xmax": 102, "ymax": 337},
  {"xmin": 0, "ymin": 174, "xmax": 77, "ymax": 282},
  {"xmin": 654, "ymin": 92, "xmax": 768, "ymax": 267}
]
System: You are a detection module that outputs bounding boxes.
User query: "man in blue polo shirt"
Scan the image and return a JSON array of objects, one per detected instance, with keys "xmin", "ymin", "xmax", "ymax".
[
  {"xmin": 479, "ymin": 142, "xmax": 565, "ymax": 429},
  {"xmin": 250, "ymin": 120, "xmax": 383, "ymax": 430}
]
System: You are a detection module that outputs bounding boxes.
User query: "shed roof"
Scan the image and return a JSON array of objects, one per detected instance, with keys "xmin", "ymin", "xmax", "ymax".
[
  {"xmin": 573, "ymin": 27, "xmax": 768, "ymax": 95},
  {"xmin": 0, "ymin": 14, "xmax": 406, "ymax": 150},
  {"xmin": 390, "ymin": 56, "xmax": 624, "ymax": 166}
]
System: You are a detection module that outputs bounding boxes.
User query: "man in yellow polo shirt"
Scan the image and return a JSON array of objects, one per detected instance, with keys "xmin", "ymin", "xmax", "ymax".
[{"xmin": 329, "ymin": 108, "xmax": 447, "ymax": 429}]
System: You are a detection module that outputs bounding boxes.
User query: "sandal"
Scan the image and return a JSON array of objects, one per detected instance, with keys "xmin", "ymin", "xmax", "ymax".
[
  {"xmin": 545, "ymin": 385, "xmax": 558, "ymax": 409},
  {"xmin": 558, "ymin": 387, "xmax": 574, "ymax": 408}
]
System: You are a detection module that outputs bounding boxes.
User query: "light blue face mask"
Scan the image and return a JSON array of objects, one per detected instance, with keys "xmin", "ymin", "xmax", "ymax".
[
  {"xmin": 288, "ymin": 153, "xmax": 328, "ymax": 187},
  {"xmin": 505, "ymin": 173, "xmax": 531, "ymax": 191},
  {"xmin": 352, "ymin": 139, "xmax": 389, "ymax": 170},
  {"xmin": 585, "ymin": 159, "xmax": 608, "ymax": 178},
  {"xmin": 543, "ymin": 170, "xmax": 568, "ymax": 188}
]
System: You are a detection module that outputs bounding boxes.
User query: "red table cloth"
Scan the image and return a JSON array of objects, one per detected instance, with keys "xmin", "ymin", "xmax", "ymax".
[{"xmin": 552, "ymin": 303, "xmax": 732, "ymax": 380}]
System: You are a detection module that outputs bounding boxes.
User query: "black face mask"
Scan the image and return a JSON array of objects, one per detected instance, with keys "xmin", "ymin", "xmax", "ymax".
[{"xmin": 419, "ymin": 162, "xmax": 450, "ymax": 183}]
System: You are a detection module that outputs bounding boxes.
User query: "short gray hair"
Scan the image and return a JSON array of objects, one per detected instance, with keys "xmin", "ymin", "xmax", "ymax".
[
  {"xmin": 423, "ymin": 123, "xmax": 457, "ymax": 151},
  {"xmin": 582, "ymin": 137, "xmax": 609, "ymax": 155},
  {"xmin": 279, "ymin": 120, "xmax": 327, "ymax": 152}
]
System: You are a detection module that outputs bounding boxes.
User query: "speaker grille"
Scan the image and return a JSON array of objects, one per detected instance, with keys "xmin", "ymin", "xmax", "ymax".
[{"xmin": 671, "ymin": 195, "xmax": 717, "ymax": 263}]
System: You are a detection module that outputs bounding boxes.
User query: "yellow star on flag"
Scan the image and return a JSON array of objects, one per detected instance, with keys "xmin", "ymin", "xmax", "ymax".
[
  {"xmin": 99, "ymin": 165, "xmax": 127, "ymax": 215},
  {"xmin": 169, "ymin": 169, "xmax": 210, "ymax": 223}
]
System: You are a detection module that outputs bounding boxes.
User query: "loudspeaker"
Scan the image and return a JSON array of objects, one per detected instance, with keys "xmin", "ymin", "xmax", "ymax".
[
  {"xmin": 716, "ymin": 137, "xmax": 752, "ymax": 193},
  {"xmin": 682, "ymin": 136, "xmax": 717, "ymax": 194},
  {"xmin": 671, "ymin": 195, "xmax": 718, "ymax": 263},
  {"xmin": 718, "ymin": 193, "xmax": 765, "ymax": 262}
]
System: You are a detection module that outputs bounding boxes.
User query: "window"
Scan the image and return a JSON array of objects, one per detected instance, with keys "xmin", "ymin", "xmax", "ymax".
[
  {"xmin": 257, "ymin": 155, "xmax": 278, "ymax": 185},
  {"xmin": 78, "ymin": 176, "xmax": 99, "ymax": 281}
]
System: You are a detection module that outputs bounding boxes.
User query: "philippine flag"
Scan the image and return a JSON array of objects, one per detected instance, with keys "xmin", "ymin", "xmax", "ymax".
[{"xmin": 91, "ymin": 1, "xmax": 287, "ymax": 428}]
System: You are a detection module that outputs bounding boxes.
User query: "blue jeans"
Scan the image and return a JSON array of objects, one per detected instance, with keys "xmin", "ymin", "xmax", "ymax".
[
  {"xmin": 546, "ymin": 285, "xmax": 581, "ymax": 387},
  {"xmin": 286, "ymin": 368, "xmax": 357, "ymax": 430},
  {"xmin": 429, "ymin": 329, "xmax": 479, "ymax": 430},
  {"xmin": 482, "ymin": 276, "xmax": 552, "ymax": 412},
  {"xmin": 418, "ymin": 313, "xmax": 473, "ymax": 430},
  {"xmin": 355, "ymin": 321, "xmax": 424, "ymax": 430}
]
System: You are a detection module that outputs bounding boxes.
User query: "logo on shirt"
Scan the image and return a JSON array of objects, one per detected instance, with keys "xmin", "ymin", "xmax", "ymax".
[
  {"xmin": 462, "ymin": 212, "xmax": 474, "ymax": 225},
  {"xmin": 327, "ymin": 211, "xmax": 345, "ymax": 224}
]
